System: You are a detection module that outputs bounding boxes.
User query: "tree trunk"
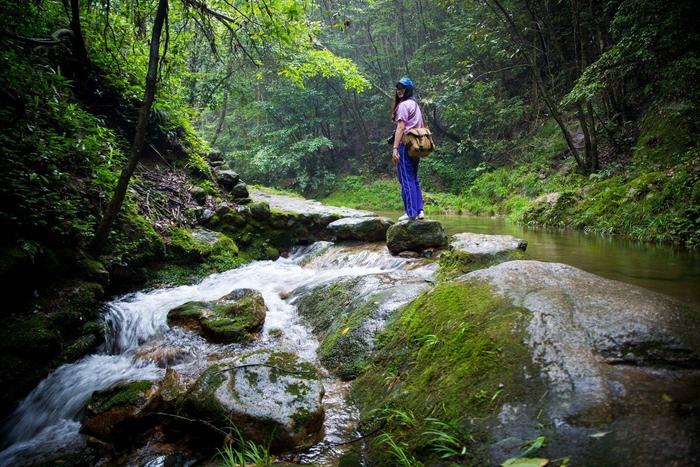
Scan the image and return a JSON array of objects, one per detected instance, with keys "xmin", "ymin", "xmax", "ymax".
[
  {"xmin": 211, "ymin": 88, "xmax": 229, "ymax": 146},
  {"xmin": 70, "ymin": 0, "xmax": 91, "ymax": 77},
  {"xmin": 91, "ymin": 0, "xmax": 169, "ymax": 253},
  {"xmin": 490, "ymin": 0, "xmax": 586, "ymax": 172}
]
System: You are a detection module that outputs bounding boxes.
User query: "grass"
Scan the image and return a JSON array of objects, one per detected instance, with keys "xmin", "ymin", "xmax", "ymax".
[{"xmin": 218, "ymin": 426, "xmax": 272, "ymax": 467}]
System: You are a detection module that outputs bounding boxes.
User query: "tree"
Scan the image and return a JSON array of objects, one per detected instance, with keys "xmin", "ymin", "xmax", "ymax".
[{"xmin": 91, "ymin": 0, "xmax": 169, "ymax": 252}]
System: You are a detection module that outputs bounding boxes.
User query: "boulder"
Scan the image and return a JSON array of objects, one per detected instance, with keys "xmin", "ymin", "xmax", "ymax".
[
  {"xmin": 386, "ymin": 220, "xmax": 447, "ymax": 255},
  {"xmin": 231, "ymin": 182, "xmax": 249, "ymax": 199},
  {"xmin": 215, "ymin": 170, "xmax": 240, "ymax": 191},
  {"xmin": 462, "ymin": 260, "xmax": 700, "ymax": 465},
  {"xmin": 353, "ymin": 261, "xmax": 700, "ymax": 466},
  {"xmin": 293, "ymin": 272, "xmax": 430, "ymax": 380},
  {"xmin": 438, "ymin": 232, "xmax": 527, "ymax": 278},
  {"xmin": 167, "ymin": 288, "xmax": 266, "ymax": 343},
  {"xmin": 81, "ymin": 380, "xmax": 157, "ymax": 440},
  {"xmin": 181, "ymin": 350, "xmax": 325, "ymax": 450},
  {"xmin": 327, "ymin": 216, "xmax": 394, "ymax": 242},
  {"xmin": 189, "ymin": 186, "xmax": 208, "ymax": 205},
  {"xmin": 450, "ymin": 232, "xmax": 527, "ymax": 255},
  {"xmin": 207, "ymin": 149, "xmax": 224, "ymax": 162}
]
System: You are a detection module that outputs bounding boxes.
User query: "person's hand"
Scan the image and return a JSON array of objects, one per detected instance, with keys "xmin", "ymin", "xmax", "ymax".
[{"xmin": 392, "ymin": 148, "xmax": 400, "ymax": 166}]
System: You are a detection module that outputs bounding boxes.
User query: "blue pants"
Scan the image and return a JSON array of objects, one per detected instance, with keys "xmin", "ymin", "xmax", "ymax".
[{"xmin": 396, "ymin": 144, "xmax": 424, "ymax": 217}]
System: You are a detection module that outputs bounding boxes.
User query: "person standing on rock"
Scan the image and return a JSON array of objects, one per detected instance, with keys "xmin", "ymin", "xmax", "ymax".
[{"xmin": 391, "ymin": 77, "xmax": 425, "ymax": 221}]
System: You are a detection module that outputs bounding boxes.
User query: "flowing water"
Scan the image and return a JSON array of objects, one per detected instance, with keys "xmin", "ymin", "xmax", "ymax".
[
  {"xmin": 0, "ymin": 242, "xmax": 434, "ymax": 466},
  {"xmin": 2, "ymin": 213, "xmax": 698, "ymax": 465}
]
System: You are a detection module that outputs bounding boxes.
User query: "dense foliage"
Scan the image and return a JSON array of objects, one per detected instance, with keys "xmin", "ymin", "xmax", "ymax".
[{"xmin": 200, "ymin": 0, "xmax": 699, "ymax": 245}]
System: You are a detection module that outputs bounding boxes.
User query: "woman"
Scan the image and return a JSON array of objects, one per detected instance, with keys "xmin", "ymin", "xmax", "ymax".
[{"xmin": 391, "ymin": 77, "xmax": 425, "ymax": 221}]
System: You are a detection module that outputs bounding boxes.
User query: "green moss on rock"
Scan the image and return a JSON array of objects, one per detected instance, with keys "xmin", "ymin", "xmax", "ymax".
[
  {"xmin": 167, "ymin": 289, "xmax": 266, "ymax": 343},
  {"xmin": 351, "ymin": 282, "xmax": 540, "ymax": 466},
  {"xmin": 87, "ymin": 380, "xmax": 154, "ymax": 413},
  {"xmin": 438, "ymin": 248, "xmax": 526, "ymax": 281}
]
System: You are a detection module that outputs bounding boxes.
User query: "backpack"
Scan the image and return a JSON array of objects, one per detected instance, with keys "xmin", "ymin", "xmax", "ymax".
[{"xmin": 402, "ymin": 127, "xmax": 435, "ymax": 158}]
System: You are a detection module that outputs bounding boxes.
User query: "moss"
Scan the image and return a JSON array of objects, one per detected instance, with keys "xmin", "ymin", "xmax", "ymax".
[
  {"xmin": 181, "ymin": 364, "xmax": 228, "ymax": 423},
  {"xmin": 633, "ymin": 102, "xmax": 695, "ymax": 167},
  {"xmin": 88, "ymin": 380, "xmax": 153, "ymax": 413},
  {"xmin": 0, "ymin": 316, "xmax": 60, "ymax": 357},
  {"xmin": 317, "ymin": 298, "xmax": 379, "ymax": 380},
  {"xmin": 165, "ymin": 227, "xmax": 207, "ymax": 263},
  {"xmin": 295, "ymin": 278, "xmax": 361, "ymax": 335},
  {"xmin": 437, "ymin": 248, "xmax": 526, "ymax": 281},
  {"xmin": 103, "ymin": 204, "xmax": 165, "ymax": 267},
  {"xmin": 167, "ymin": 301, "xmax": 207, "ymax": 328},
  {"xmin": 351, "ymin": 282, "xmax": 540, "ymax": 466}
]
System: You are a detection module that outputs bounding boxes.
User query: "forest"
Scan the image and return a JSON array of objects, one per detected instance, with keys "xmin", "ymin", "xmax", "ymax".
[{"xmin": 0, "ymin": 0, "xmax": 699, "ymax": 465}]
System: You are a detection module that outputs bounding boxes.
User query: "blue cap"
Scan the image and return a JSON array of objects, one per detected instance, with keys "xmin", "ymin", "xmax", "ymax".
[{"xmin": 396, "ymin": 77, "xmax": 413, "ymax": 88}]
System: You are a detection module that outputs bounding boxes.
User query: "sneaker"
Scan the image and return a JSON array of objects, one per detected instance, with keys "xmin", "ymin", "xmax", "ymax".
[
  {"xmin": 398, "ymin": 213, "xmax": 410, "ymax": 221},
  {"xmin": 418, "ymin": 210, "xmax": 425, "ymax": 220}
]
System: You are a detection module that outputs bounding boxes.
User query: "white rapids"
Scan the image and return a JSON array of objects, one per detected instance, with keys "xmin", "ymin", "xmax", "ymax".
[{"xmin": 0, "ymin": 241, "xmax": 434, "ymax": 466}]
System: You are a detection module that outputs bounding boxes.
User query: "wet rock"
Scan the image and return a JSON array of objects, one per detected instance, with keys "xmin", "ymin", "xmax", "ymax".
[
  {"xmin": 190, "ymin": 227, "xmax": 224, "ymax": 246},
  {"xmin": 462, "ymin": 260, "xmax": 700, "ymax": 465},
  {"xmin": 181, "ymin": 350, "xmax": 325, "ymax": 450},
  {"xmin": 294, "ymin": 273, "xmax": 431, "ymax": 380},
  {"xmin": 249, "ymin": 188, "xmax": 374, "ymax": 219},
  {"xmin": 231, "ymin": 181, "xmax": 249, "ymax": 199},
  {"xmin": 450, "ymin": 232, "xmax": 527, "ymax": 255},
  {"xmin": 248, "ymin": 201, "xmax": 271, "ymax": 221},
  {"xmin": 134, "ymin": 345, "xmax": 192, "ymax": 367},
  {"xmin": 398, "ymin": 251, "xmax": 418, "ymax": 258},
  {"xmin": 215, "ymin": 170, "xmax": 240, "ymax": 191},
  {"xmin": 167, "ymin": 288, "xmax": 266, "ymax": 343},
  {"xmin": 327, "ymin": 216, "xmax": 393, "ymax": 242},
  {"xmin": 439, "ymin": 232, "xmax": 527, "ymax": 278},
  {"xmin": 82, "ymin": 380, "xmax": 157, "ymax": 440},
  {"xmin": 386, "ymin": 220, "xmax": 447, "ymax": 255}
]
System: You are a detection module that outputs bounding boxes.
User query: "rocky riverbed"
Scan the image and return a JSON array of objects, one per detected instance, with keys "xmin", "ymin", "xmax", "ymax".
[{"xmin": 1, "ymin": 190, "xmax": 698, "ymax": 466}]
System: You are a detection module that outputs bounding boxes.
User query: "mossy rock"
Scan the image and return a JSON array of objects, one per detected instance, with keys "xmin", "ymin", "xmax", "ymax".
[
  {"xmin": 438, "ymin": 232, "xmax": 528, "ymax": 280},
  {"xmin": 351, "ymin": 282, "xmax": 540, "ymax": 466},
  {"xmin": 180, "ymin": 350, "xmax": 324, "ymax": 451},
  {"xmin": 167, "ymin": 288, "xmax": 266, "ymax": 343},
  {"xmin": 295, "ymin": 275, "xmax": 430, "ymax": 380},
  {"xmin": 386, "ymin": 219, "xmax": 447, "ymax": 255},
  {"xmin": 82, "ymin": 380, "xmax": 156, "ymax": 440},
  {"xmin": 327, "ymin": 216, "xmax": 394, "ymax": 242}
]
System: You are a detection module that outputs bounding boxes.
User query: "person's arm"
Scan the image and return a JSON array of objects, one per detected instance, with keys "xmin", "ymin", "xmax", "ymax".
[{"xmin": 392, "ymin": 119, "xmax": 405, "ymax": 166}]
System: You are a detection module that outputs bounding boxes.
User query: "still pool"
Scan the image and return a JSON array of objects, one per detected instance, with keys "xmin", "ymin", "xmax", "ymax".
[{"xmin": 378, "ymin": 211, "xmax": 700, "ymax": 310}]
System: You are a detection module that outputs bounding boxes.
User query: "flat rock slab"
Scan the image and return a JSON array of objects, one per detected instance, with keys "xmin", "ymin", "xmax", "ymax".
[
  {"xmin": 450, "ymin": 232, "xmax": 527, "ymax": 256},
  {"xmin": 327, "ymin": 217, "xmax": 394, "ymax": 242},
  {"xmin": 182, "ymin": 351, "xmax": 324, "ymax": 450},
  {"xmin": 386, "ymin": 220, "xmax": 448, "ymax": 255},
  {"xmin": 462, "ymin": 260, "xmax": 700, "ymax": 465},
  {"xmin": 250, "ymin": 189, "xmax": 375, "ymax": 218}
]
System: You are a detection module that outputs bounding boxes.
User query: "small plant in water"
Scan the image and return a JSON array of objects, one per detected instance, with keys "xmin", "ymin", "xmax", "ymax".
[{"xmin": 218, "ymin": 426, "xmax": 272, "ymax": 467}]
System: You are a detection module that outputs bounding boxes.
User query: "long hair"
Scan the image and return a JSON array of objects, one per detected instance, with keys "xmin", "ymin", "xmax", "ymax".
[{"xmin": 391, "ymin": 86, "xmax": 414, "ymax": 121}]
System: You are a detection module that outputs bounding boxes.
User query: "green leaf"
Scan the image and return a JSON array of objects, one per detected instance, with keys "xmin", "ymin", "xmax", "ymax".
[{"xmin": 501, "ymin": 458, "xmax": 549, "ymax": 467}]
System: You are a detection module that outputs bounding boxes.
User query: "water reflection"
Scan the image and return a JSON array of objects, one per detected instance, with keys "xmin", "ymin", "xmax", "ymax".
[{"xmin": 378, "ymin": 211, "xmax": 700, "ymax": 310}]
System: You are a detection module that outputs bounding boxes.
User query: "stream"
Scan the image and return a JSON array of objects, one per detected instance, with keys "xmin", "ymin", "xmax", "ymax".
[
  {"xmin": 1, "ymin": 211, "xmax": 698, "ymax": 466},
  {"xmin": 0, "ymin": 241, "xmax": 433, "ymax": 466}
]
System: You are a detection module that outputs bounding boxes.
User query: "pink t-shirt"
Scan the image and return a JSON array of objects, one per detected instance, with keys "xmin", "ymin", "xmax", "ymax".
[{"xmin": 394, "ymin": 99, "xmax": 423, "ymax": 134}]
